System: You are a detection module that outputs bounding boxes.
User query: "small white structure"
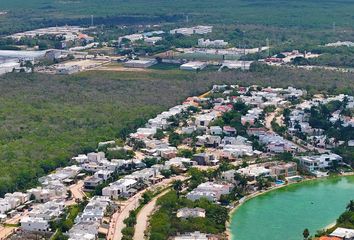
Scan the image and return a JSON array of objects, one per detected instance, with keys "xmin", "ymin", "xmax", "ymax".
[{"xmin": 177, "ymin": 208, "xmax": 206, "ymax": 218}]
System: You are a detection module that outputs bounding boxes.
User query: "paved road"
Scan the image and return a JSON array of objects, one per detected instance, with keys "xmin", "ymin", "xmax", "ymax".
[
  {"xmin": 133, "ymin": 189, "xmax": 170, "ymax": 240},
  {"xmin": 0, "ymin": 226, "xmax": 16, "ymax": 240},
  {"xmin": 107, "ymin": 176, "xmax": 186, "ymax": 240},
  {"xmin": 69, "ymin": 179, "xmax": 86, "ymax": 201}
]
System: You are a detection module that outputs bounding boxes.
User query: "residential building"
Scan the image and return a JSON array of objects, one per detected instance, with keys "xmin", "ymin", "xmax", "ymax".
[
  {"xmin": 186, "ymin": 182, "xmax": 232, "ymax": 202},
  {"xmin": 237, "ymin": 165, "xmax": 271, "ymax": 178},
  {"xmin": 267, "ymin": 162, "xmax": 297, "ymax": 178},
  {"xmin": 102, "ymin": 178, "xmax": 138, "ymax": 199},
  {"xmin": 84, "ymin": 177, "xmax": 103, "ymax": 191},
  {"xmin": 221, "ymin": 169, "xmax": 236, "ymax": 183},
  {"xmin": 192, "ymin": 153, "xmax": 217, "ymax": 166},
  {"xmin": 20, "ymin": 217, "xmax": 50, "ymax": 232},
  {"xmin": 209, "ymin": 126, "xmax": 223, "ymax": 135},
  {"xmin": 299, "ymin": 153, "xmax": 343, "ymax": 172},
  {"xmin": 94, "ymin": 170, "xmax": 113, "ymax": 181}
]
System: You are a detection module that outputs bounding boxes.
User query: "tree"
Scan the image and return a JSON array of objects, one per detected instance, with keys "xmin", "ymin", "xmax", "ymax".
[
  {"xmin": 172, "ymin": 180, "xmax": 183, "ymax": 197},
  {"xmin": 29, "ymin": 193, "xmax": 36, "ymax": 201},
  {"xmin": 160, "ymin": 169, "xmax": 172, "ymax": 178},
  {"xmin": 141, "ymin": 191, "xmax": 153, "ymax": 204},
  {"xmin": 154, "ymin": 129, "xmax": 165, "ymax": 140},
  {"xmin": 303, "ymin": 228, "xmax": 310, "ymax": 240},
  {"xmin": 142, "ymin": 157, "xmax": 158, "ymax": 168},
  {"xmin": 347, "ymin": 200, "xmax": 354, "ymax": 212}
]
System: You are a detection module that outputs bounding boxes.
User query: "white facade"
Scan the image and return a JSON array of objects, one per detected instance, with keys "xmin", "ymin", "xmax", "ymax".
[
  {"xmin": 102, "ymin": 178, "xmax": 137, "ymax": 199},
  {"xmin": 21, "ymin": 217, "xmax": 50, "ymax": 232},
  {"xmin": 180, "ymin": 61, "xmax": 207, "ymax": 71},
  {"xmin": 299, "ymin": 153, "xmax": 343, "ymax": 172},
  {"xmin": 198, "ymin": 38, "xmax": 228, "ymax": 48},
  {"xmin": 170, "ymin": 26, "xmax": 213, "ymax": 36}
]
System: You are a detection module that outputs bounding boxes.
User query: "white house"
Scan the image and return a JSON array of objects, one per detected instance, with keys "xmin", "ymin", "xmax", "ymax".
[
  {"xmin": 186, "ymin": 182, "xmax": 232, "ymax": 202},
  {"xmin": 21, "ymin": 217, "xmax": 50, "ymax": 232},
  {"xmin": 102, "ymin": 178, "xmax": 138, "ymax": 199},
  {"xmin": 299, "ymin": 153, "xmax": 343, "ymax": 172}
]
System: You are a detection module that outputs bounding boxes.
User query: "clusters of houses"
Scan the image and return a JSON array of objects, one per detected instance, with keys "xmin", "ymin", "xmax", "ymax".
[
  {"xmin": 68, "ymin": 196, "xmax": 112, "ymax": 240},
  {"xmin": 0, "ymin": 192, "xmax": 29, "ymax": 215},
  {"xmin": 287, "ymin": 93, "xmax": 354, "ymax": 152},
  {"xmin": 5, "ymin": 84, "xmax": 352, "ymax": 239},
  {"xmin": 221, "ymin": 161, "xmax": 297, "ymax": 185},
  {"xmin": 249, "ymin": 128, "xmax": 300, "ymax": 153},
  {"xmin": 27, "ymin": 165, "xmax": 82, "ymax": 203},
  {"xmin": 20, "ymin": 200, "xmax": 65, "ymax": 232},
  {"xmin": 102, "ymin": 167, "xmax": 162, "ymax": 199}
]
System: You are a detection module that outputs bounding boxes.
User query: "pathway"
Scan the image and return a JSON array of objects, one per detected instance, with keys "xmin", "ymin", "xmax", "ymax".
[{"xmin": 133, "ymin": 189, "xmax": 171, "ymax": 240}]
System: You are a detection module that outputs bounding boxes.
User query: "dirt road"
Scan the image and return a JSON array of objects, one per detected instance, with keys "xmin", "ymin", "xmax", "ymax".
[{"xmin": 133, "ymin": 189, "xmax": 170, "ymax": 240}]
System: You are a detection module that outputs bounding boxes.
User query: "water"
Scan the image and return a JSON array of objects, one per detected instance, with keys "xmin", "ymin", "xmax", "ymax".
[{"xmin": 230, "ymin": 176, "xmax": 354, "ymax": 240}]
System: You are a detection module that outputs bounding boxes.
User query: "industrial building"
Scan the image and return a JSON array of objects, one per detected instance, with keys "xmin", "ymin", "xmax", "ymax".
[
  {"xmin": 56, "ymin": 65, "xmax": 81, "ymax": 75},
  {"xmin": 123, "ymin": 59, "xmax": 157, "ymax": 68},
  {"xmin": 180, "ymin": 61, "xmax": 207, "ymax": 71},
  {"xmin": 221, "ymin": 60, "xmax": 253, "ymax": 70},
  {"xmin": 170, "ymin": 26, "xmax": 213, "ymax": 36},
  {"xmin": 0, "ymin": 61, "xmax": 21, "ymax": 75},
  {"xmin": 198, "ymin": 38, "xmax": 228, "ymax": 48}
]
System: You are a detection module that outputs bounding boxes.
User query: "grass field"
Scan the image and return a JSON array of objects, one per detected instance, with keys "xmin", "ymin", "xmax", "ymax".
[
  {"xmin": 0, "ymin": 66, "xmax": 353, "ymax": 195},
  {"xmin": 2, "ymin": 0, "xmax": 354, "ymax": 34}
]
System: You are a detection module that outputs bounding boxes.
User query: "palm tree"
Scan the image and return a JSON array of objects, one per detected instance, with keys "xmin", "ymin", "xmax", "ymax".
[
  {"xmin": 346, "ymin": 200, "xmax": 354, "ymax": 212},
  {"xmin": 303, "ymin": 228, "xmax": 310, "ymax": 240}
]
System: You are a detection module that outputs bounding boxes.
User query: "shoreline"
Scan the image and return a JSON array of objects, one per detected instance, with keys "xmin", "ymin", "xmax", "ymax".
[{"xmin": 226, "ymin": 172, "xmax": 354, "ymax": 240}]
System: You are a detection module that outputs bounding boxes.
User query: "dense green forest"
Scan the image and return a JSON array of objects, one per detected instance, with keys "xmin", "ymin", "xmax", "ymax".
[
  {"xmin": 0, "ymin": 66, "xmax": 353, "ymax": 195},
  {"xmin": 2, "ymin": 0, "xmax": 354, "ymax": 34}
]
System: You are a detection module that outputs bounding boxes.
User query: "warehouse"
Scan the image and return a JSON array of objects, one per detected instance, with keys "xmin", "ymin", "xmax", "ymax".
[
  {"xmin": 123, "ymin": 59, "xmax": 157, "ymax": 68},
  {"xmin": 221, "ymin": 60, "xmax": 253, "ymax": 70},
  {"xmin": 0, "ymin": 61, "xmax": 21, "ymax": 75},
  {"xmin": 180, "ymin": 61, "xmax": 207, "ymax": 71}
]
